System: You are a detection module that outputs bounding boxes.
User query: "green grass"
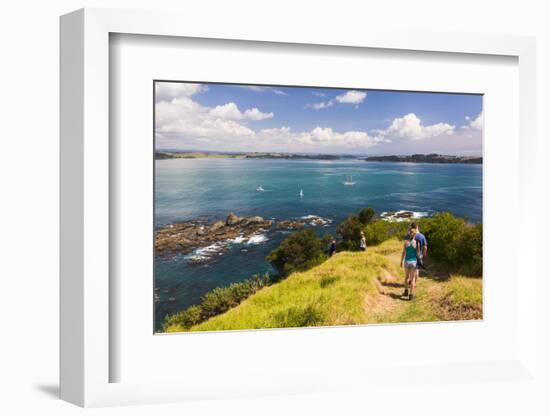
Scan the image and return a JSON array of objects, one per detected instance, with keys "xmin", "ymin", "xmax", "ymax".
[
  {"xmin": 171, "ymin": 249, "xmax": 390, "ymax": 332},
  {"xmin": 442, "ymin": 276, "xmax": 483, "ymax": 305},
  {"xmin": 163, "ymin": 239, "xmax": 483, "ymax": 333}
]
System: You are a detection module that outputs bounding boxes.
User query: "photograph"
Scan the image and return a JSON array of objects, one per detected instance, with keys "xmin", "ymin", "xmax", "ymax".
[{"xmin": 154, "ymin": 81, "xmax": 483, "ymax": 333}]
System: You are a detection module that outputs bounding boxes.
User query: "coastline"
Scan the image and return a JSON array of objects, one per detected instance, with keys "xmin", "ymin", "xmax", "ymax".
[
  {"xmin": 155, "ymin": 213, "xmax": 332, "ymax": 260},
  {"xmin": 364, "ymin": 155, "xmax": 482, "ymax": 164},
  {"xmin": 155, "ymin": 151, "xmax": 482, "ymax": 164},
  {"xmin": 158, "ymin": 211, "xmax": 483, "ymax": 333}
]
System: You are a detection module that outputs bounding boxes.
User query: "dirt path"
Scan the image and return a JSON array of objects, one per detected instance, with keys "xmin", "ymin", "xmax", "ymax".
[
  {"xmin": 362, "ymin": 240, "xmax": 483, "ymax": 324},
  {"xmin": 363, "ymin": 243, "xmax": 458, "ymax": 324}
]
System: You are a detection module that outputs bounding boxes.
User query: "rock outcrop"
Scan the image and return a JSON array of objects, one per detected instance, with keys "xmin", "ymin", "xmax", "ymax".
[
  {"xmin": 155, "ymin": 213, "xmax": 332, "ymax": 258},
  {"xmin": 156, "ymin": 214, "xmax": 273, "ymax": 256}
]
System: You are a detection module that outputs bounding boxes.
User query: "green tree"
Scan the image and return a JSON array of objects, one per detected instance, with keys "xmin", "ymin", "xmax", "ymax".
[
  {"xmin": 267, "ymin": 229, "xmax": 326, "ymax": 275},
  {"xmin": 419, "ymin": 212, "xmax": 482, "ymax": 275},
  {"xmin": 337, "ymin": 214, "xmax": 363, "ymax": 250},
  {"xmin": 358, "ymin": 207, "xmax": 375, "ymax": 225},
  {"xmin": 458, "ymin": 224, "xmax": 483, "ymax": 275}
]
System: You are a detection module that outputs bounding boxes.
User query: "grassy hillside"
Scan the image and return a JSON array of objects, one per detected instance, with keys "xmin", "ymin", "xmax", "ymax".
[{"xmin": 164, "ymin": 239, "xmax": 482, "ymax": 333}]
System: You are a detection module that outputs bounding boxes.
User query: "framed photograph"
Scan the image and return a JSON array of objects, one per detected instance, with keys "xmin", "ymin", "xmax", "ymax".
[
  {"xmin": 60, "ymin": 8, "xmax": 538, "ymax": 407},
  {"xmin": 153, "ymin": 80, "xmax": 484, "ymax": 335}
]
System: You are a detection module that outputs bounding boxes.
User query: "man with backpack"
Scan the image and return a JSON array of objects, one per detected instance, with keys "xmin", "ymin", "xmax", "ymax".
[{"xmin": 409, "ymin": 222, "xmax": 428, "ymax": 272}]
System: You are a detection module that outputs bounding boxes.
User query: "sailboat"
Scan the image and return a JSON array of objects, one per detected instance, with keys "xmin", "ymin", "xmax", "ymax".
[
  {"xmin": 343, "ymin": 175, "xmax": 356, "ymax": 186},
  {"xmin": 299, "ymin": 188, "xmax": 304, "ymax": 198},
  {"xmin": 256, "ymin": 186, "xmax": 265, "ymax": 192}
]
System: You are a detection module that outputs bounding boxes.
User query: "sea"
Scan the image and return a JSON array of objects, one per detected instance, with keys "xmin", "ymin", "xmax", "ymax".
[{"xmin": 154, "ymin": 158, "xmax": 482, "ymax": 329}]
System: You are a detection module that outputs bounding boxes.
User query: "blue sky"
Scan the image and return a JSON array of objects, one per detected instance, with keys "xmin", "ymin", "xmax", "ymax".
[{"xmin": 155, "ymin": 81, "xmax": 483, "ymax": 155}]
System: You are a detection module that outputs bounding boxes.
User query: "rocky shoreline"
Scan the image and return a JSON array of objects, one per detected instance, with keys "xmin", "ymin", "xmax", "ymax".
[
  {"xmin": 380, "ymin": 210, "xmax": 429, "ymax": 222},
  {"xmin": 155, "ymin": 213, "xmax": 330, "ymax": 261}
]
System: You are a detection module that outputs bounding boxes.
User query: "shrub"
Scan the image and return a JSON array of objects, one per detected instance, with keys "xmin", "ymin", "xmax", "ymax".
[
  {"xmin": 164, "ymin": 305, "xmax": 202, "ymax": 330},
  {"xmin": 358, "ymin": 207, "xmax": 375, "ymax": 225},
  {"xmin": 420, "ymin": 212, "xmax": 464, "ymax": 267},
  {"xmin": 162, "ymin": 273, "xmax": 271, "ymax": 330},
  {"xmin": 337, "ymin": 214, "xmax": 363, "ymax": 250},
  {"xmin": 361, "ymin": 212, "xmax": 482, "ymax": 276},
  {"xmin": 364, "ymin": 220, "xmax": 408, "ymax": 245},
  {"xmin": 267, "ymin": 229, "xmax": 327, "ymax": 275},
  {"xmin": 419, "ymin": 212, "xmax": 482, "ymax": 276},
  {"xmin": 458, "ymin": 224, "xmax": 482, "ymax": 275},
  {"xmin": 201, "ymin": 286, "xmax": 238, "ymax": 318}
]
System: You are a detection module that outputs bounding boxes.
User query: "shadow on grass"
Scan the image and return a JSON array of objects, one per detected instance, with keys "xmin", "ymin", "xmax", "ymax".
[
  {"xmin": 380, "ymin": 281, "xmax": 403, "ymax": 289},
  {"xmin": 384, "ymin": 292, "xmax": 411, "ymax": 301}
]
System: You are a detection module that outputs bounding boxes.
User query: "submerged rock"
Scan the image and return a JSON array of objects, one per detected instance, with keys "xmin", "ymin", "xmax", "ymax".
[{"xmin": 276, "ymin": 220, "xmax": 306, "ymax": 230}]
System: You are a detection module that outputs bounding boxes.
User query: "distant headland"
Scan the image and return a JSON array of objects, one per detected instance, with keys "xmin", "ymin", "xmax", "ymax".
[
  {"xmin": 155, "ymin": 151, "xmax": 350, "ymax": 160},
  {"xmin": 364, "ymin": 154, "xmax": 482, "ymax": 164},
  {"xmin": 155, "ymin": 151, "xmax": 482, "ymax": 164}
]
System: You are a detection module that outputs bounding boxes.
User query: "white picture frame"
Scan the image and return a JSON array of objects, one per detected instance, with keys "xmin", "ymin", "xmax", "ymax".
[{"xmin": 60, "ymin": 8, "xmax": 538, "ymax": 408}]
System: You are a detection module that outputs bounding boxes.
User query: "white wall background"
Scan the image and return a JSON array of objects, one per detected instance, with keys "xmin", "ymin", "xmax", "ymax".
[{"xmin": 0, "ymin": 1, "xmax": 548, "ymax": 415}]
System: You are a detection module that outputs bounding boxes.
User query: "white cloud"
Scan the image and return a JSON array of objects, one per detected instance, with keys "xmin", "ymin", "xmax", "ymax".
[
  {"xmin": 241, "ymin": 85, "xmax": 266, "ymax": 92},
  {"xmin": 307, "ymin": 90, "xmax": 367, "ymax": 110},
  {"xmin": 312, "ymin": 91, "xmax": 326, "ymax": 97},
  {"xmin": 463, "ymin": 112, "xmax": 483, "ymax": 131},
  {"xmin": 239, "ymin": 86, "xmax": 289, "ymax": 96},
  {"xmin": 208, "ymin": 103, "xmax": 273, "ymax": 121},
  {"xmin": 155, "ymin": 83, "xmax": 465, "ymax": 153},
  {"xmin": 375, "ymin": 113, "xmax": 455, "ymax": 141},
  {"xmin": 308, "ymin": 100, "xmax": 334, "ymax": 110},
  {"xmin": 156, "ymin": 97, "xmax": 273, "ymax": 142},
  {"xmin": 257, "ymin": 126, "xmax": 387, "ymax": 149},
  {"xmin": 155, "ymin": 82, "xmax": 274, "ymax": 142},
  {"xmin": 155, "ymin": 82, "xmax": 207, "ymax": 102},
  {"xmin": 244, "ymin": 108, "xmax": 274, "ymax": 120},
  {"xmin": 335, "ymin": 90, "xmax": 367, "ymax": 104},
  {"xmin": 209, "ymin": 103, "xmax": 243, "ymax": 120},
  {"xmin": 156, "ymin": 100, "xmax": 385, "ymax": 150}
]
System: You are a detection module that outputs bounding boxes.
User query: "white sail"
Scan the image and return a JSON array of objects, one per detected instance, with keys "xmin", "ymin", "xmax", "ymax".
[
  {"xmin": 299, "ymin": 188, "xmax": 304, "ymax": 197},
  {"xmin": 343, "ymin": 175, "xmax": 356, "ymax": 186}
]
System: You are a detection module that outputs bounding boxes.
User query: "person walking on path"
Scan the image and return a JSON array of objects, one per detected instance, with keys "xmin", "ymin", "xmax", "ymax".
[
  {"xmin": 400, "ymin": 227, "xmax": 421, "ymax": 300},
  {"xmin": 359, "ymin": 231, "xmax": 367, "ymax": 252},
  {"xmin": 328, "ymin": 236, "xmax": 337, "ymax": 257},
  {"xmin": 408, "ymin": 222, "xmax": 428, "ymax": 277}
]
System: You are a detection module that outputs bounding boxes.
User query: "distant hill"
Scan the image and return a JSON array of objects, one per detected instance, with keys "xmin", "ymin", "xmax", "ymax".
[
  {"xmin": 364, "ymin": 154, "xmax": 482, "ymax": 164},
  {"xmin": 155, "ymin": 151, "xmax": 351, "ymax": 160}
]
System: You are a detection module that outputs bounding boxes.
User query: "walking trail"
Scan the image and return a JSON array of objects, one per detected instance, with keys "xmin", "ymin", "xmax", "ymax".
[{"xmin": 363, "ymin": 241, "xmax": 482, "ymax": 324}]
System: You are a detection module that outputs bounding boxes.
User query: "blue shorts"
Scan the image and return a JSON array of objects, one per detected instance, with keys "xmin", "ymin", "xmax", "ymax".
[{"xmin": 405, "ymin": 260, "xmax": 417, "ymax": 269}]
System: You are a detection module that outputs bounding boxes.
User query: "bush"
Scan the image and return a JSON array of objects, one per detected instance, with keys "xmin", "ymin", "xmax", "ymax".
[
  {"xmin": 164, "ymin": 305, "xmax": 202, "ymax": 329},
  {"xmin": 358, "ymin": 207, "xmax": 375, "ymax": 225},
  {"xmin": 337, "ymin": 214, "xmax": 363, "ymax": 250},
  {"xmin": 201, "ymin": 286, "xmax": 238, "ymax": 318},
  {"xmin": 364, "ymin": 220, "xmax": 408, "ymax": 245},
  {"xmin": 458, "ymin": 224, "xmax": 482, "ymax": 275},
  {"xmin": 162, "ymin": 273, "xmax": 271, "ymax": 330},
  {"xmin": 362, "ymin": 212, "xmax": 482, "ymax": 276},
  {"xmin": 267, "ymin": 229, "xmax": 327, "ymax": 275},
  {"xmin": 419, "ymin": 212, "xmax": 482, "ymax": 276}
]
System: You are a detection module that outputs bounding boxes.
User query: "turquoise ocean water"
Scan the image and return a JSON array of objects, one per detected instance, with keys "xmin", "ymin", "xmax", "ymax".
[{"xmin": 154, "ymin": 158, "xmax": 482, "ymax": 329}]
